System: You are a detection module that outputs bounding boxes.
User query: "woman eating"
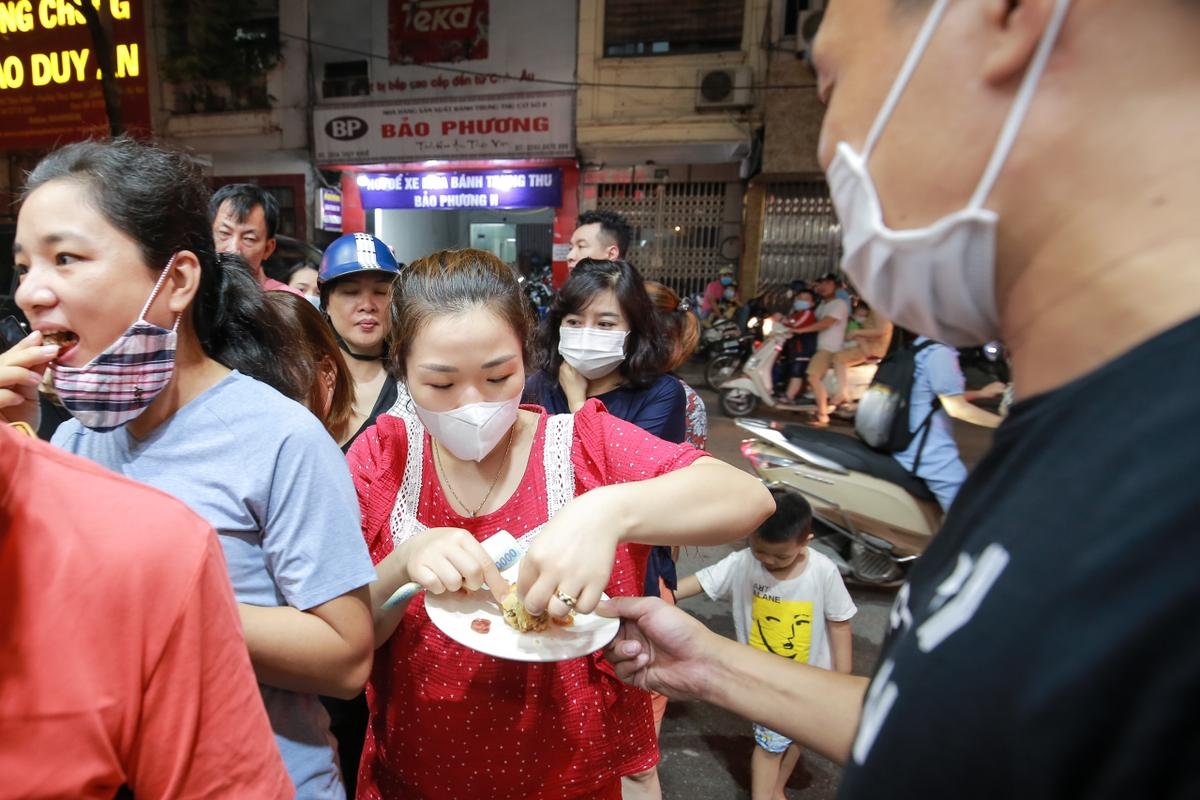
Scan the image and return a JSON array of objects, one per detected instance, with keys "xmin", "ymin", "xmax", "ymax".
[
  {"xmin": 5, "ymin": 138, "xmax": 376, "ymax": 799},
  {"xmin": 349, "ymin": 249, "xmax": 774, "ymax": 799}
]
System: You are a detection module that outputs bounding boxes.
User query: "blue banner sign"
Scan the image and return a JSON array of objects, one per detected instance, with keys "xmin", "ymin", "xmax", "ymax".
[
  {"xmin": 317, "ymin": 188, "xmax": 343, "ymax": 231},
  {"xmin": 356, "ymin": 168, "xmax": 562, "ymax": 210}
]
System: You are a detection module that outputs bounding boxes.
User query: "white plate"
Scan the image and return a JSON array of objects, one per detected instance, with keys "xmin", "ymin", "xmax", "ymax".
[{"xmin": 425, "ymin": 573, "xmax": 619, "ymax": 663}]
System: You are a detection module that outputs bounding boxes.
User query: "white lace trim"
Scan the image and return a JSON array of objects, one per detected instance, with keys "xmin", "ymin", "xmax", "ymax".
[
  {"xmin": 388, "ymin": 415, "xmax": 428, "ymax": 547},
  {"xmin": 543, "ymin": 414, "xmax": 575, "ymax": 514},
  {"xmin": 388, "ymin": 412, "xmax": 577, "ymax": 552},
  {"xmin": 383, "ymin": 381, "xmax": 417, "ymax": 421}
]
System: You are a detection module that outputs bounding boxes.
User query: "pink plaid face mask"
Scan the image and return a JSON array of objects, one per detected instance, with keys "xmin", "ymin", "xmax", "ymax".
[{"xmin": 52, "ymin": 256, "xmax": 181, "ymax": 431}]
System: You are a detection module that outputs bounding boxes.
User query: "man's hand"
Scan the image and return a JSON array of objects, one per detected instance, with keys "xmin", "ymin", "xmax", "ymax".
[
  {"xmin": 600, "ymin": 596, "xmax": 724, "ymax": 701},
  {"xmin": 976, "ymin": 381, "xmax": 1007, "ymax": 400}
]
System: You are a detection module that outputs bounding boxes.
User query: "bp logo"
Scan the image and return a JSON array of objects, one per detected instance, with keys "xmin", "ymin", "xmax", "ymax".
[{"xmin": 325, "ymin": 116, "xmax": 368, "ymax": 141}]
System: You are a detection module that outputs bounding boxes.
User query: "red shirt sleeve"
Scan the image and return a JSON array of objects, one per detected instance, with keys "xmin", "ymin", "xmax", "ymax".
[
  {"xmin": 347, "ymin": 415, "xmax": 409, "ymax": 564},
  {"xmin": 128, "ymin": 531, "xmax": 293, "ymax": 799},
  {"xmin": 570, "ymin": 399, "xmax": 707, "ymax": 493}
]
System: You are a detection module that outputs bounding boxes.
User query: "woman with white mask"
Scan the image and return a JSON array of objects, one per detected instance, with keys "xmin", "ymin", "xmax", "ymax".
[
  {"xmin": 348, "ymin": 248, "xmax": 773, "ymax": 799},
  {"xmin": 525, "ymin": 259, "xmax": 690, "ymax": 799},
  {"xmin": 525, "ymin": 258, "xmax": 686, "ymax": 444}
]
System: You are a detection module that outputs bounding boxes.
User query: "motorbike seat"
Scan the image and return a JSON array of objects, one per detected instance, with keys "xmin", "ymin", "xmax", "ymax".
[{"xmin": 779, "ymin": 424, "xmax": 936, "ymax": 502}]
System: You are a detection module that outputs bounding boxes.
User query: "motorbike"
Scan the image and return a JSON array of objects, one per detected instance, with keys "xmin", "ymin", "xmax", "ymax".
[
  {"xmin": 735, "ymin": 417, "xmax": 943, "ymax": 585},
  {"xmin": 703, "ymin": 313, "xmax": 767, "ymax": 390},
  {"xmin": 717, "ymin": 324, "xmax": 878, "ymax": 417},
  {"xmin": 698, "ymin": 316, "xmax": 742, "ymax": 362}
]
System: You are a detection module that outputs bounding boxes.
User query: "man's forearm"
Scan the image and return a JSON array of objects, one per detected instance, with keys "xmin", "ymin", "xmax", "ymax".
[
  {"xmin": 703, "ymin": 634, "xmax": 867, "ymax": 764},
  {"xmin": 941, "ymin": 394, "xmax": 1003, "ymax": 429},
  {"xmin": 796, "ymin": 318, "xmax": 836, "ymax": 334}
]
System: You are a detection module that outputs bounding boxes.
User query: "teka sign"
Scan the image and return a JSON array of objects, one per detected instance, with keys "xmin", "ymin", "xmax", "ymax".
[{"xmin": 389, "ymin": 0, "xmax": 488, "ymax": 65}]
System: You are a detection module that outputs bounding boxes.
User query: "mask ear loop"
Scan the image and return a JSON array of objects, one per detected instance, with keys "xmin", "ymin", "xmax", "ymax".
[
  {"xmin": 967, "ymin": 0, "xmax": 1073, "ymax": 211},
  {"xmin": 137, "ymin": 253, "xmax": 182, "ymax": 331},
  {"xmin": 861, "ymin": 0, "xmax": 951, "ymax": 161}
]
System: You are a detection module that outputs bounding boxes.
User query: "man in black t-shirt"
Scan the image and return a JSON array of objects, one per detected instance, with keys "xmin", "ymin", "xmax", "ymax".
[{"xmin": 601, "ymin": 1, "xmax": 1200, "ymax": 798}]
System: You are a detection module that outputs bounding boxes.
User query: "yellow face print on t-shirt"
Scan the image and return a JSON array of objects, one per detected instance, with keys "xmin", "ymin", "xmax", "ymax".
[{"xmin": 749, "ymin": 592, "xmax": 814, "ymax": 663}]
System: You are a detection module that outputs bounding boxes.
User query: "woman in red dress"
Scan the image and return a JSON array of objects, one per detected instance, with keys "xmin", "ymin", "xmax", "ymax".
[{"xmin": 349, "ymin": 249, "xmax": 774, "ymax": 799}]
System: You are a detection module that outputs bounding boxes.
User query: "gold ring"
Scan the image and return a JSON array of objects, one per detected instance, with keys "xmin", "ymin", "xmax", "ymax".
[{"xmin": 554, "ymin": 590, "xmax": 578, "ymax": 609}]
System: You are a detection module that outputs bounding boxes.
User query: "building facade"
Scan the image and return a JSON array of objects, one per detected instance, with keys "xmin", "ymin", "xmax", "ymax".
[
  {"xmin": 310, "ymin": 0, "xmax": 580, "ymax": 284},
  {"xmin": 574, "ymin": 0, "xmax": 770, "ymax": 299},
  {"xmin": 0, "ymin": 0, "xmax": 841, "ymax": 312},
  {"xmin": 742, "ymin": 0, "xmax": 841, "ymax": 293},
  {"xmin": 149, "ymin": 0, "xmax": 321, "ymax": 258}
]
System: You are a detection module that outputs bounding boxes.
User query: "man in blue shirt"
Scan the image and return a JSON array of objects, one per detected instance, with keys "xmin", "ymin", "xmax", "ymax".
[{"xmin": 893, "ymin": 338, "xmax": 1004, "ymax": 510}]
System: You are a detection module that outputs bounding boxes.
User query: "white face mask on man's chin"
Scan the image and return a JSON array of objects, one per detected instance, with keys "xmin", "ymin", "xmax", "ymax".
[{"xmin": 826, "ymin": 0, "xmax": 1073, "ymax": 347}]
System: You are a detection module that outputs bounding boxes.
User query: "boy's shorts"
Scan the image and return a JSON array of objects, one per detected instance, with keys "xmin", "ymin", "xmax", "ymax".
[{"xmin": 753, "ymin": 722, "xmax": 793, "ymax": 754}]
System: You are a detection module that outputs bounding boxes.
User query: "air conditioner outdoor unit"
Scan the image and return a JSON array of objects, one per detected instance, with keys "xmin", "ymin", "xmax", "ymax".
[
  {"xmin": 695, "ymin": 66, "xmax": 753, "ymax": 111},
  {"xmin": 797, "ymin": 0, "xmax": 826, "ymax": 61}
]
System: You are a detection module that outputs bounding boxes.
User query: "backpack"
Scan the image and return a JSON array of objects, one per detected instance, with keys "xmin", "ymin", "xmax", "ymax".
[{"xmin": 855, "ymin": 339, "xmax": 939, "ymax": 467}]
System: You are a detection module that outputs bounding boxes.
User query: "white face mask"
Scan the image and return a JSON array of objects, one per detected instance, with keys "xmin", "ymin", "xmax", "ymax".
[
  {"xmin": 558, "ymin": 326, "xmax": 628, "ymax": 380},
  {"xmin": 826, "ymin": 0, "xmax": 1072, "ymax": 347},
  {"xmin": 413, "ymin": 395, "xmax": 520, "ymax": 462}
]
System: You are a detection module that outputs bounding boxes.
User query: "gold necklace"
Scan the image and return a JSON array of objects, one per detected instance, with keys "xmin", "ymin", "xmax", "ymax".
[{"xmin": 433, "ymin": 422, "xmax": 517, "ymax": 517}]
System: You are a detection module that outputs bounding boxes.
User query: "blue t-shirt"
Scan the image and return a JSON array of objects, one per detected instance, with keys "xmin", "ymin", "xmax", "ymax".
[
  {"xmin": 524, "ymin": 371, "xmax": 686, "ymax": 444},
  {"xmin": 54, "ymin": 370, "xmax": 376, "ymax": 800},
  {"xmin": 892, "ymin": 339, "xmax": 968, "ymax": 489}
]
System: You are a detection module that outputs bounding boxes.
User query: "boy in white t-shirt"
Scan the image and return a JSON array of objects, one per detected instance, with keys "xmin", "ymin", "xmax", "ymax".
[{"xmin": 676, "ymin": 489, "xmax": 856, "ymax": 800}]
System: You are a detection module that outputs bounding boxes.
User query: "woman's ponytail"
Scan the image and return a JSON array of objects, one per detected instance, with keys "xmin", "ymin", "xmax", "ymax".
[
  {"xmin": 193, "ymin": 253, "xmax": 309, "ymax": 400},
  {"xmin": 645, "ymin": 281, "xmax": 699, "ymax": 373}
]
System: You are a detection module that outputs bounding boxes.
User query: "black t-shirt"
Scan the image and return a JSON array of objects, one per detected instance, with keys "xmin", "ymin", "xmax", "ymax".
[
  {"xmin": 840, "ymin": 316, "xmax": 1200, "ymax": 799},
  {"xmin": 341, "ymin": 374, "xmax": 398, "ymax": 454}
]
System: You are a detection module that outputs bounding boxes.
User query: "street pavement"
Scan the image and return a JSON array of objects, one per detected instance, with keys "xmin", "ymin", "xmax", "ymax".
[{"xmin": 653, "ymin": 366, "xmax": 995, "ymax": 799}]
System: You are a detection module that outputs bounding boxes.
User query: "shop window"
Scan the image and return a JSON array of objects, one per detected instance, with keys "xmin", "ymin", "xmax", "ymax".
[
  {"xmin": 266, "ymin": 186, "xmax": 297, "ymax": 239},
  {"xmin": 759, "ymin": 180, "xmax": 841, "ymax": 287},
  {"xmin": 604, "ymin": 0, "xmax": 744, "ymax": 57},
  {"xmin": 783, "ymin": 0, "xmax": 800, "ymax": 37},
  {"xmin": 162, "ymin": 0, "xmax": 282, "ymax": 113},
  {"xmin": 323, "ymin": 60, "xmax": 371, "ymax": 99},
  {"xmin": 596, "ymin": 181, "xmax": 736, "ymax": 300},
  {"xmin": 211, "ymin": 178, "xmax": 302, "ymax": 241}
]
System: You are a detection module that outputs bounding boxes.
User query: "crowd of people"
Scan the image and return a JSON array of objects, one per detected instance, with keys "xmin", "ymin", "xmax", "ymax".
[
  {"xmin": 0, "ymin": 136, "xmax": 776, "ymax": 799},
  {"xmin": 3, "ymin": 1, "xmax": 1198, "ymax": 798}
]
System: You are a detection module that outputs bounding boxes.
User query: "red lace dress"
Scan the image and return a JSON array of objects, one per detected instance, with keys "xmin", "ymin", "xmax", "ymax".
[{"xmin": 347, "ymin": 401, "xmax": 705, "ymax": 800}]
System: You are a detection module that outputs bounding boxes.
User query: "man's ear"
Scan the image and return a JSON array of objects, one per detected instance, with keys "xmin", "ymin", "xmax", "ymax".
[
  {"xmin": 981, "ymin": 0, "xmax": 1056, "ymax": 87},
  {"xmin": 166, "ymin": 250, "xmax": 203, "ymax": 315},
  {"xmin": 605, "ymin": 244, "xmax": 621, "ymax": 261},
  {"xmin": 263, "ymin": 236, "xmax": 277, "ymax": 261}
]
